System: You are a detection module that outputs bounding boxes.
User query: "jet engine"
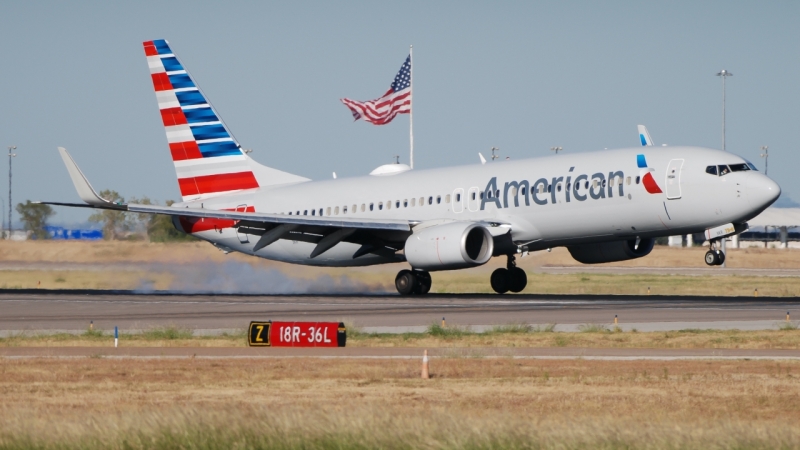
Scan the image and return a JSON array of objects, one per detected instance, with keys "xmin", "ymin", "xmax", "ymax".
[
  {"xmin": 404, "ymin": 222, "xmax": 494, "ymax": 271},
  {"xmin": 567, "ymin": 238, "xmax": 655, "ymax": 264}
]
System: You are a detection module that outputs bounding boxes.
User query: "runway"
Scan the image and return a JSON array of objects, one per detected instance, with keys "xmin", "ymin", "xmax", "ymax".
[{"xmin": 1, "ymin": 290, "xmax": 797, "ymax": 334}]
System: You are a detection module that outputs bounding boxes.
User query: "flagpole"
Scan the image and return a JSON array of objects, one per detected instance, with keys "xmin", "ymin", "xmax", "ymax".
[{"xmin": 409, "ymin": 44, "xmax": 414, "ymax": 169}]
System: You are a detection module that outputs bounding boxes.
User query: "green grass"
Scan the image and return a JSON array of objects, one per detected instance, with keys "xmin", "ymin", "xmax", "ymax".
[{"xmin": 578, "ymin": 323, "xmax": 610, "ymax": 333}]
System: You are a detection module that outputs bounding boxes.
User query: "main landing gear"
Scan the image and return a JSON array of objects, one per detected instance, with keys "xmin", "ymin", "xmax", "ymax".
[
  {"xmin": 395, "ymin": 269, "xmax": 432, "ymax": 295},
  {"xmin": 490, "ymin": 255, "xmax": 528, "ymax": 294},
  {"xmin": 704, "ymin": 240, "xmax": 726, "ymax": 266}
]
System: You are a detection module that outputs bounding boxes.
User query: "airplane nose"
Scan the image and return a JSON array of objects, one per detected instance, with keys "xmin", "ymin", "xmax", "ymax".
[{"xmin": 748, "ymin": 174, "xmax": 781, "ymax": 209}]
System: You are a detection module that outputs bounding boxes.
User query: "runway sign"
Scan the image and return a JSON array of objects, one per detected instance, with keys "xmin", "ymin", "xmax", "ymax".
[{"xmin": 248, "ymin": 321, "xmax": 346, "ymax": 347}]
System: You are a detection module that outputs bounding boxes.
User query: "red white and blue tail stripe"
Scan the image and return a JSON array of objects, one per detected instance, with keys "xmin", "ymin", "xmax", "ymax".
[{"xmin": 143, "ymin": 39, "xmax": 259, "ymax": 201}]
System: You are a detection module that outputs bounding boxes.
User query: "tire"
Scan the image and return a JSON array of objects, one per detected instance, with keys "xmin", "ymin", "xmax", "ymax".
[
  {"xmin": 490, "ymin": 268, "xmax": 510, "ymax": 294},
  {"xmin": 508, "ymin": 267, "xmax": 528, "ymax": 293},
  {"xmin": 704, "ymin": 250, "xmax": 719, "ymax": 266},
  {"xmin": 395, "ymin": 270, "xmax": 417, "ymax": 295},
  {"xmin": 716, "ymin": 251, "xmax": 725, "ymax": 265},
  {"xmin": 415, "ymin": 271, "xmax": 432, "ymax": 295}
]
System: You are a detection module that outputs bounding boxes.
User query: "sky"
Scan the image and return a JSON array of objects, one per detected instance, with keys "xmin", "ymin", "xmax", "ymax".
[{"xmin": 0, "ymin": 1, "xmax": 798, "ymax": 226}]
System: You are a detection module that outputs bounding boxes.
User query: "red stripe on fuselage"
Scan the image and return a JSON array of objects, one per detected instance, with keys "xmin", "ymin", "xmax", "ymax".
[
  {"xmin": 643, "ymin": 172, "xmax": 663, "ymax": 194},
  {"xmin": 178, "ymin": 206, "xmax": 255, "ymax": 233},
  {"xmin": 178, "ymin": 171, "xmax": 259, "ymax": 197}
]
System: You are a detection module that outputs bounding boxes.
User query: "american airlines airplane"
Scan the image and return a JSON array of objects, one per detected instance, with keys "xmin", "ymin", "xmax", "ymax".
[{"xmin": 44, "ymin": 40, "xmax": 781, "ymax": 295}]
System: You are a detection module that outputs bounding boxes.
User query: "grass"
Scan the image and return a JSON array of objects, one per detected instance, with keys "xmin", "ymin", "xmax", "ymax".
[
  {"xmin": 1, "ymin": 357, "xmax": 799, "ymax": 449},
  {"xmin": 7, "ymin": 326, "xmax": 800, "ymax": 350}
]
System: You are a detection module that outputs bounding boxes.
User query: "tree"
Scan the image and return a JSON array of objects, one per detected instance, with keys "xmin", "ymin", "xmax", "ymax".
[
  {"xmin": 147, "ymin": 200, "xmax": 196, "ymax": 242},
  {"xmin": 16, "ymin": 201, "xmax": 55, "ymax": 239},
  {"xmin": 88, "ymin": 190, "xmax": 129, "ymax": 240}
]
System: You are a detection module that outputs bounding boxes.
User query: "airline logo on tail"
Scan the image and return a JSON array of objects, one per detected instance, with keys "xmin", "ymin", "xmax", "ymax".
[
  {"xmin": 636, "ymin": 154, "xmax": 662, "ymax": 194},
  {"xmin": 143, "ymin": 39, "xmax": 259, "ymax": 201}
]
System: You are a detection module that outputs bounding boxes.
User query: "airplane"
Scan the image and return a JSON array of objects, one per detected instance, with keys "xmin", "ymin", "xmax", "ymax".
[{"xmin": 43, "ymin": 39, "xmax": 782, "ymax": 295}]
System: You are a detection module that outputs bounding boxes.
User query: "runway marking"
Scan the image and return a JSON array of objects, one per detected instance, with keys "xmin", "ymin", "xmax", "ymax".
[{"xmin": 3, "ymin": 355, "xmax": 800, "ymax": 361}]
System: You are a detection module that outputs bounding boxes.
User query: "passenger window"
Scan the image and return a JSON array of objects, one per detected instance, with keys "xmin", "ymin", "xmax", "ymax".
[
  {"xmin": 343, "ymin": 206, "xmax": 348, "ymax": 214},
  {"xmin": 386, "ymin": 201, "xmax": 391, "ymax": 210},
  {"xmin": 602, "ymin": 180, "xmax": 606, "ymax": 188},
  {"xmin": 311, "ymin": 209, "xmax": 316, "ymax": 216},
  {"xmin": 557, "ymin": 184, "xmax": 561, "ymax": 192},
  {"xmin": 396, "ymin": 200, "xmax": 400, "ymax": 209},
  {"xmin": 496, "ymin": 189, "xmax": 500, "ymax": 198},
  {"xmin": 319, "ymin": 208, "xmax": 323, "ymax": 216},
  {"xmin": 296, "ymin": 211, "xmax": 300, "ymax": 215},
  {"xmin": 326, "ymin": 207, "xmax": 331, "ymax": 216},
  {"xmin": 369, "ymin": 203, "xmax": 374, "ymax": 211},
  {"xmin": 334, "ymin": 206, "xmax": 339, "ymax": 215},
  {"xmin": 609, "ymin": 178, "xmax": 614, "ymax": 187},
  {"xmin": 706, "ymin": 165, "xmax": 717, "ymax": 175},
  {"xmin": 511, "ymin": 187, "xmax": 518, "ymax": 196},
  {"xmin": 471, "ymin": 192, "xmax": 476, "ymax": 200},
  {"xmin": 626, "ymin": 176, "xmax": 631, "ymax": 185},
  {"xmin": 445, "ymin": 194, "xmax": 451, "ymax": 203},
  {"xmin": 547, "ymin": 185, "xmax": 552, "ymax": 193},
  {"xmin": 361, "ymin": 204, "xmax": 365, "ymax": 212},
  {"xmin": 456, "ymin": 193, "xmax": 461, "ymax": 202},
  {"xmin": 419, "ymin": 197, "xmax": 424, "ymax": 206},
  {"xmin": 378, "ymin": 202, "xmax": 383, "ymax": 210},
  {"xmin": 479, "ymin": 192, "xmax": 484, "ymax": 199},
  {"xmin": 411, "ymin": 198, "xmax": 416, "ymax": 207},
  {"xmin": 352, "ymin": 205, "xmax": 357, "ymax": 213},
  {"xmin": 288, "ymin": 212, "xmax": 292, "ymax": 215},
  {"xmin": 403, "ymin": 199, "xmax": 408, "ymax": 207},
  {"xmin": 538, "ymin": 184, "xmax": 545, "ymax": 194},
  {"xmin": 521, "ymin": 187, "xmax": 526, "ymax": 196},
  {"xmin": 303, "ymin": 210, "xmax": 307, "ymax": 215},
  {"xmin": 436, "ymin": 196, "xmax": 441, "ymax": 204},
  {"xmin": 585, "ymin": 181, "xmax": 589, "ymax": 189},
  {"xmin": 635, "ymin": 176, "xmax": 640, "ymax": 184},
  {"xmin": 428, "ymin": 196, "xmax": 433, "ymax": 205},
  {"xmin": 487, "ymin": 191, "xmax": 493, "ymax": 199}
]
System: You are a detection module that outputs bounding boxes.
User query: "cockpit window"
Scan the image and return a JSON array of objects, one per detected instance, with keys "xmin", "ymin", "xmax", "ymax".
[
  {"xmin": 706, "ymin": 165, "xmax": 717, "ymax": 175},
  {"xmin": 729, "ymin": 163, "xmax": 750, "ymax": 172},
  {"xmin": 718, "ymin": 165, "xmax": 730, "ymax": 176},
  {"xmin": 745, "ymin": 160, "xmax": 758, "ymax": 171}
]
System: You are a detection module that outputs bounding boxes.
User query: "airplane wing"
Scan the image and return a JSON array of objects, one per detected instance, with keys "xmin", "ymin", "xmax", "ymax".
[
  {"xmin": 637, "ymin": 125, "xmax": 654, "ymax": 147},
  {"xmin": 40, "ymin": 148, "xmax": 413, "ymax": 259}
]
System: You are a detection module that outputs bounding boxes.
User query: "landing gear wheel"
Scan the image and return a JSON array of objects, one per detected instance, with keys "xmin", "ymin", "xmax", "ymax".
[
  {"xmin": 704, "ymin": 250, "xmax": 720, "ymax": 266},
  {"xmin": 491, "ymin": 268, "xmax": 510, "ymax": 294},
  {"xmin": 415, "ymin": 271, "xmax": 432, "ymax": 295},
  {"xmin": 716, "ymin": 250, "xmax": 725, "ymax": 265},
  {"xmin": 508, "ymin": 267, "xmax": 528, "ymax": 293},
  {"xmin": 395, "ymin": 270, "xmax": 418, "ymax": 295}
]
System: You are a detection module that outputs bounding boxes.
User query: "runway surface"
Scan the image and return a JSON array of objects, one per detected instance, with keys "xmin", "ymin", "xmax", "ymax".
[{"xmin": 1, "ymin": 290, "xmax": 797, "ymax": 333}]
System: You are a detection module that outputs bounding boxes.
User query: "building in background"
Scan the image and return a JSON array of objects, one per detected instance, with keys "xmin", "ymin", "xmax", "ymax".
[{"xmin": 44, "ymin": 226, "xmax": 103, "ymax": 241}]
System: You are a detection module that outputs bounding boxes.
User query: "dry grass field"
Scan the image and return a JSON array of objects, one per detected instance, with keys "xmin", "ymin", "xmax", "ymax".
[
  {"xmin": 4, "ymin": 325, "xmax": 800, "ymax": 349},
  {"xmin": 1, "ymin": 357, "xmax": 799, "ymax": 449},
  {"xmin": 3, "ymin": 240, "xmax": 800, "ymax": 295}
]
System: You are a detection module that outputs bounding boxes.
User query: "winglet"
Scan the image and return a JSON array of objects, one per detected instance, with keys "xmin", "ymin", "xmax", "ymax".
[
  {"xmin": 57, "ymin": 147, "xmax": 119, "ymax": 207},
  {"xmin": 637, "ymin": 125, "xmax": 654, "ymax": 147}
]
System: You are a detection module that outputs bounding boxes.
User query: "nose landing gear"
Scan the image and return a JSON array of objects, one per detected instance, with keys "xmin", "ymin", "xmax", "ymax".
[
  {"xmin": 490, "ymin": 255, "xmax": 528, "ymax": 294},
  {"xmin": 704, "ymin": 240, "xmax": 726, "ymax": 266},
  {"xmin": 395, "ymin": 269, "xmax": 432, "ymax": 295}
]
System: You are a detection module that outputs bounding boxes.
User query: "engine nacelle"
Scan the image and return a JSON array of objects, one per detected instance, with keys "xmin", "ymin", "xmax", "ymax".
[
  {"xmin": 405, "ymin": 222, "xmax": 494, "ymax": 271},
  {"xmin": 567, "ymin": 238, "xmax": 655, "ymax": 264}
]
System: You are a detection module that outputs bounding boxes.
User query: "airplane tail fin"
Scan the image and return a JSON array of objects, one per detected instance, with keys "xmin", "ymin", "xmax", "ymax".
[
  {"xmin": 637, "ymin": 125, "xmax": 654, "ymax": 147},
  {"xmin": 143, "ymin": 39, "xmax": 308, "ymax": 202}
]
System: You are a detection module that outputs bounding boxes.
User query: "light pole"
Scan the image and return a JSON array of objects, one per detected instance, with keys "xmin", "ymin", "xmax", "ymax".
[
  {"xmin": 716, "ymin": 70, "xmax": 732, "ymax": 151},
  {"xmin": 7, "ymin": 146, "xmax": 16, "ymax": 236},
  {"xmin": 490, "ymin": 147, "xmax": 500, "ymax": 161},
  {"xmin": 0, "ymin": 197, "xmax": 4, "ymax": 238},
  {"xmin": 760, "ymin": 146, "xmax": 769, "ymax": 175},
  {"xmin": 550, "ymin": 146, "xmax": 562, "ymax": 155}
]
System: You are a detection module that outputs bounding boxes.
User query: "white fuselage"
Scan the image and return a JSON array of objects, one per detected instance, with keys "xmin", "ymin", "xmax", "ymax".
[{"xmin": 177, "ymin": 146, "xmax": 780, "ymax": 267}]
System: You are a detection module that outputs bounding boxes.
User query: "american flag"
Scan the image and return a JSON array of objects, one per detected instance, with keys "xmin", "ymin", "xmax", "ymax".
[{"xmin": 341, "ymin": 55, "xmax": 411, "ymax": 125}]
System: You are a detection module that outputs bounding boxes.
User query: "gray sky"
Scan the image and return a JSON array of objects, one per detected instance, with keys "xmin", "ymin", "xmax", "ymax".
[{"xmin": 1, "ymin": 1, "xmax": 798, "ymax": 225}]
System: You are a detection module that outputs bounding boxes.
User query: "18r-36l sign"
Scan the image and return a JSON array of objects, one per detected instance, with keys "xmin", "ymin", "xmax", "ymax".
[{"xmin": 248, "ymin": 321, "xmax": 346, "ymax": 347}]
